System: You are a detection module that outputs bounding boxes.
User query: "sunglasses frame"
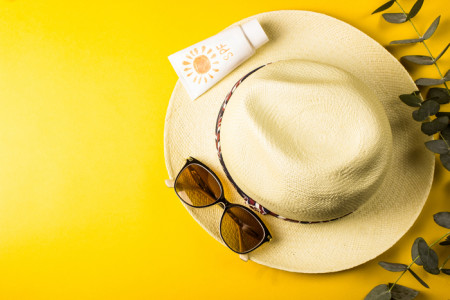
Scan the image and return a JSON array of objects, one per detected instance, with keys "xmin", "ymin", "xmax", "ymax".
[{"xmin": 173, "ymin": 156, "xmax": 272, "ymax": 254}]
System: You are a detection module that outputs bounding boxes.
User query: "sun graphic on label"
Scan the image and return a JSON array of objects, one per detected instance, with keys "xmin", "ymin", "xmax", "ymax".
[{"xmin": 182, "ymin": 46, "xmax": 220, "ymax": 84}]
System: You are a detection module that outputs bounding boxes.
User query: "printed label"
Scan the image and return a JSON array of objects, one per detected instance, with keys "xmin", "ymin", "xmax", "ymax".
[
  {"xmin": 182, "ymin": 45, "xmax": 220, "ymax": 84},
  {"xmin": 182, "ymin": 44, "xmax": 234, "ymax": 85}
]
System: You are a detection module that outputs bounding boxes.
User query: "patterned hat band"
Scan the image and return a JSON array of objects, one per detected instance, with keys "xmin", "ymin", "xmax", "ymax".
[{"xmin": 214, "ymin": 63, "xmax": 353, "ymax": 224}]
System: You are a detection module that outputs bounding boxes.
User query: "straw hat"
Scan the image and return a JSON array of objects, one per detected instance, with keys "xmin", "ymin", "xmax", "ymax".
[{"xmin": 164, "ymin": 10, "xmax": 435, "ymax": 273}]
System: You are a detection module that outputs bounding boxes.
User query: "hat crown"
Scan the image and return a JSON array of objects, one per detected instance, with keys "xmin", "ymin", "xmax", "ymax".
[{"xmin": 220, "ymin": 59, "xmax": 393, "ymax": 221}]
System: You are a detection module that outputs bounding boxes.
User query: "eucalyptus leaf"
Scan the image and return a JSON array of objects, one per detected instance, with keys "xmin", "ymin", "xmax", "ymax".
[
  {"xmin": 407, "ymin": 0, "xmax": 424, "ymax": 20},
  {"xmin": 365, "ymin": 284, "xmax": 391, "ymax": 300},
  {"xmin": 438, "ymin": 116, "xmax": 450, "ymax": 127},
  {"xmin": 399, "ymin": 93, "xmax": 422, "ymax": 107},
  {"xmin": 436, "ymin": 112, "xmax": 450, "ymax": 118},
  {"xmin": 427, "ymin": 88, "xmax": 450, "ymax": 104},
  {"xmin": 417, "ymin": 238, "xmax": 440, "ymax": 274},
  {"xmin": 425, "ymin": 140, "xmax": 449, "ymax": 154},
  {"xmin": 390, "ymin": 38, "xmax": 424, "ymax": 45},
  {"xmin": 415, "ymin": 77, "xmax": 446, "ymax": 87},
  {"xmin": 408, "ymin": 269, "xmax": 429, "ymax": 288},
  {"xmin": 412, "ymin": 109, "xmax": 424, "ymax": 122},
  {"xmin": 411, "ymin": 238, "xmax": 424, "ymax": 265},
  {"xmin": 435, "ymin": 43, "xmax": 450, "ymax": 62},
  {"xmin": 441, "ymin": 127, "xmax": 450, "ymax": 142},
  {"xmin": 441, "ymin": 153, "xmax": 450, "ymax": 171},
  {"xmin": 423, "ymin": 16, "xmax": 441, "ymax": 40},
  {"xmin": 383, "ymin": 13, "xmax": 408, "ymax": 23},
  {"xmin": 445, "ymin": 69, "xmax": 450, "ymax": 81},
  {"xmin": 433, "ymin": 212, "xmax": 450, "ymax": 229},
  {"xmin": 439, "ymin": 235, "xmax": 450, "ymax": 246},
  {"xmin": 372, "ymin": 0, "xmax": 395, "ymax": 14},
  {"xmin": 416, "ymin": 100, "xmax": 440, "ymax": 120},
  {"xmin": 441, "ymin": 126, "xmax": 450, "ymax": 140},
  {"xmin": 389, "ymin": 283, "xmax": 419, "ymax": 299},
  {"xmin": 402, "ymin": 55, "xmax": 434, "ymax": 65},
  {"xmin": 442, "ymin": 269, "xmax": 450, "ymax": 275},
  {"xmin": 379, "ymin": 261, "xmax": 408, "ymax": 272},
  {"xmin": 421, "ymin": 116, "xmax": 449, "ymax": 135}
]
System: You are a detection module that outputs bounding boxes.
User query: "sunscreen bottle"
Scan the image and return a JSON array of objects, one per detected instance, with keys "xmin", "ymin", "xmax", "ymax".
[{"xmin": 168, "ymin": 19, "xmax": 269, "ymax": 100}]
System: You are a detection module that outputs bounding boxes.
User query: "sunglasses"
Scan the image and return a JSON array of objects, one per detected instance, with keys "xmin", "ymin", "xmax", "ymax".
[{"xmin": 172, "ymin": 157, "xmax": 272, "ymax": 254}]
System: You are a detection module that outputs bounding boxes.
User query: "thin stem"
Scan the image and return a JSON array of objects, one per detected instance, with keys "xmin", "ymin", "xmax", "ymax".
[
  {"xmin": 440, "ymin": 254, "xmax": 450, "ymax": 270},
  {"xmin": 429, "ymin": 231, "xmax": 450, "ymax": 247},
  {"xmin": 393, "ymin": 0, "xmax": 450, "ymax": 94},
  {"xmin": 388, "ymin": 231, "xmax": 450, "ymax": 292},
  {"xmin": 389, "ymin": 256, "xmax": 419, "ymax": 291}
]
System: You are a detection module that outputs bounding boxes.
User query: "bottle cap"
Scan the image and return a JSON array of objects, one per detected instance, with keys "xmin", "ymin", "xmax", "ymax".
[{"xmin": 241, "ymin": 19, "xmax": 269, "ymax": 49}]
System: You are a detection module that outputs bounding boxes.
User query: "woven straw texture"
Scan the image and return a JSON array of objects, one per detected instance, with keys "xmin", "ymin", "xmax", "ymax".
[
  {"xmin": 164, "ymin": 10, "xmax": 435, "ymax": 273},
  {"xmin": 220, "ymin": 60, "xmax": 393, "ymax": 222}
]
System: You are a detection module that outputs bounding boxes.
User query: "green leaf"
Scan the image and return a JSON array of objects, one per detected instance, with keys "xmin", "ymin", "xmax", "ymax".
[
  {"xmin": 425, "ymin": 140, "xmax": 449, "ymax": 154},
  {"xmin": 411, "ymin": 238, "xmax": 424, "ymax": 266},
  {"xmin": 423, "ymin": 16, "xmax": 441, "ymax": 40},
  {"xmin": 442, "ymin": 269, "xmax": 450, "ymax": 275},
  {"xmin": 421, "ymin": 116, "xmax": 449, "ymax": 135},
  {"xmin": 379, "ymin": 261, "xmax": 408, "ymax": 272},
  {"xmin": 407, "ymin": 0, "xmax": 424, "ymax": 20},
  {"xmin": 441, "ymin": 153, "xmax": 450, "ymax": 171},
  {"xmin": 399, "ymin": 93, "xmax": 422, "ymax": 107},
  {"xmin": 372, "ymin": 0, "xmax": 395, "ymax": 14},
  {"xmin": 390, "ymin": 38, "xmax": 424, "ymax": 45},
  {"xmin": 415, "ymin": 77, "xmax": 446, "ymax": 87},
  {"xmin": 435, "ymin": 43, "xmax": 450, "ymax": 62},
  {"xmin": 389, "ymin": 283, "xmax": 419, "ymax": 299},
  {"xmin": 365, "ymin": 284, "xmax": 391, "ymax": 300},
  {"xmin": 427, "ymin": 88, "xmax": 450, "ymax": 104},
  {"xmin": 408, "ymin": 269, "xmax": 429, "ymax": 288},
  {"xmin": 416, "ymin": 100, "xmax": 440, "ymax": 120},
  {"xmin": 402, "ymin": 55, "xmax": 434, "ymax": 65},
  {"xmin": 383, "ymin": 13, "xmax": 408, "ymax": 23},
  {"xmin": 433, "ymin": 212, "xmax": 450, "ymax": 229},
  {"xmin": 417, "ymin": 238, "xmax": 440, "ymax": 274}
]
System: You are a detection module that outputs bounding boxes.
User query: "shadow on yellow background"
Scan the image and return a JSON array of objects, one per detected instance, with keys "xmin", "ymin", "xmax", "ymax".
[{"xmin": 0, "ymin": 0, "xmax": 448, "ymax": 299}]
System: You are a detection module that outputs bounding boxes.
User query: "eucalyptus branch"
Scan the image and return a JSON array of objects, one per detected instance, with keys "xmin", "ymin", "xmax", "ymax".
[
  {"xmin": 388, "ymin": 231, "xmax": 450, "ymax": 292},
  {"xmin": 393, "ymin": 0, "xmax": 450, "ymax": 151},
  {"xmin": 372, "ymin": 0, "xmax": 450, "ymax": 171},
  {"xmin": 365, "ymin": 212, "xmax": 450, "ymax": 299},
  {"xmin": 393, "ymin": 0, "xmax": 450, "ymax": 94}
]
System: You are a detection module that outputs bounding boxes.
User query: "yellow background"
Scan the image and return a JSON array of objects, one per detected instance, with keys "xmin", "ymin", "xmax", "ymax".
[{"xmin": 0, "ymin": 0, "xmax": 449, "ymax": 299}]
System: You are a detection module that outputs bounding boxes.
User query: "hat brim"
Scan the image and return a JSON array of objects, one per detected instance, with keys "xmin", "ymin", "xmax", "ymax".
[{"xmin": 164, "ymin": 10, "xmax": 434, "ymax": 273}]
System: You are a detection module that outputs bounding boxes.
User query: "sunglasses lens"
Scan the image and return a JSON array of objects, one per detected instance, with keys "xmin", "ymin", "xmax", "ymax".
[
  {"xmin": 175, "ymin": 163, "xmax": 222, "ymax": 207},
  {"xmin": 221, "ymin": 206, "xmax": 266, "ymax": 253}
]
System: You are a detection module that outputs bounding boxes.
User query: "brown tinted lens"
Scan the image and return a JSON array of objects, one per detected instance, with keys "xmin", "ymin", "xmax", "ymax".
[
  {"xmin": 175, "ymin": 163, "xmax": 222, "ymax": 207},
  {"xmin": 220, "ymin": 206, "xmax": 266, "ymax": 253}
]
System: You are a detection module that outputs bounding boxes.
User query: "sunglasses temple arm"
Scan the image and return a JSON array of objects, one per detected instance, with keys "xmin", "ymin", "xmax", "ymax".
[{"xmin": 165, "ymin": 179, "xmax": 175, "ymax": 188}]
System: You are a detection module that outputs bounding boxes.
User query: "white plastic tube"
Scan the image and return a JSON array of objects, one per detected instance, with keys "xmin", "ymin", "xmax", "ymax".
[{"xmin": 168, "ymin": 19, "xmax": 269, "ymax": 100}]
